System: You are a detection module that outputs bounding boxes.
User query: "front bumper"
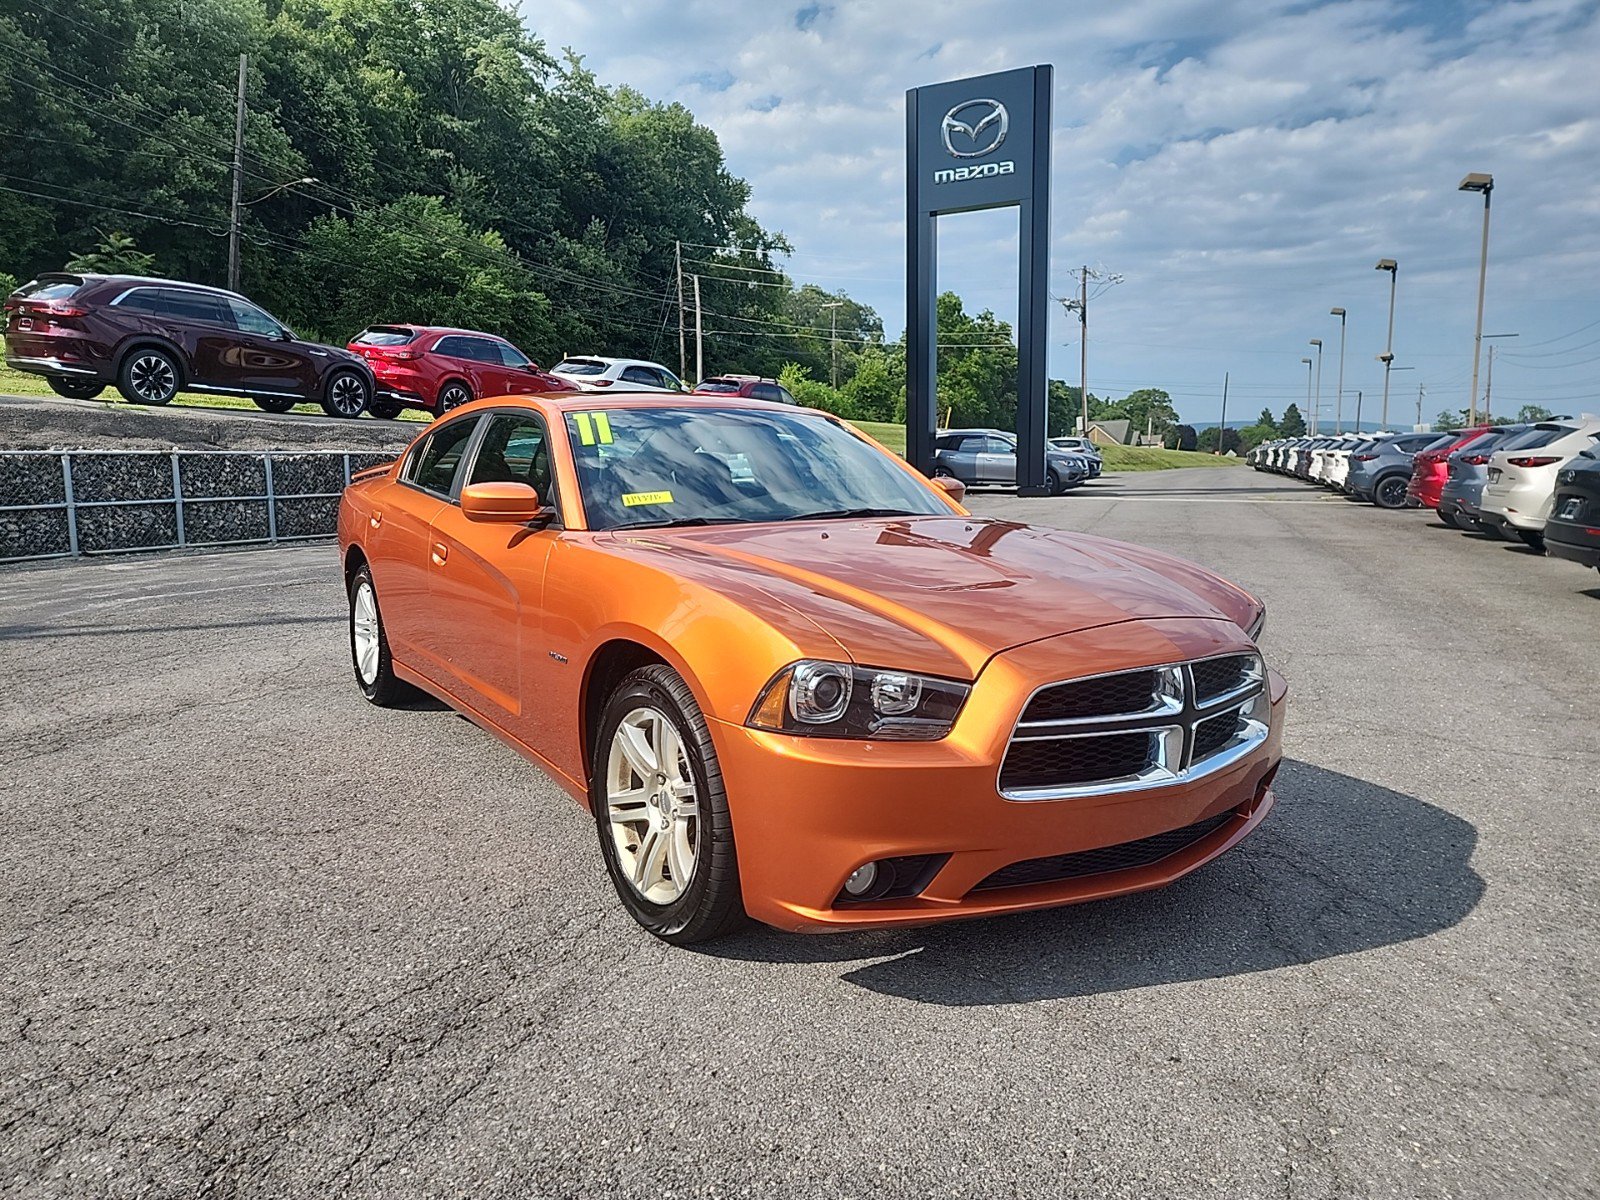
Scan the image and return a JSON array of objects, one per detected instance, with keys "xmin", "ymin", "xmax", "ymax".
[{"xmin": 712, "ymin": 619, "xmax": 1286, "ymax": 932}]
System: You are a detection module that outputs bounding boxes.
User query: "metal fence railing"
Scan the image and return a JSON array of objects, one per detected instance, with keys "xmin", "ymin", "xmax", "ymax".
[{"xmin": 0, "ymin": 449, "xmax": 394, "ymax": 564}]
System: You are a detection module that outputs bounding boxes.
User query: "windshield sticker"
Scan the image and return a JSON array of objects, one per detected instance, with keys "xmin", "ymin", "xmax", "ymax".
[
  {"xmin": 622, "ymin": 490, "xmax": 673, "ymax": 507},
  {"xmin": 574, "ymin": 412, "xmax": 614, "ymax": 446}
]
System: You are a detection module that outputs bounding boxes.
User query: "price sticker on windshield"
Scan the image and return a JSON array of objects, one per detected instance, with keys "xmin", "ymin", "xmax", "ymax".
[
  {"xmin": 622, "ymin": 490, "xmax": 673, "ymax": 507},
  {"xmin": 574, "ymin": 412, "xmax": 614, "ymax": 446}
]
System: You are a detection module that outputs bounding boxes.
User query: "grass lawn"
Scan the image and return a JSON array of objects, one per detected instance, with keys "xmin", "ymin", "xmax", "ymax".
[
  {"xmin": 0, "ymin": 363, "xmax": 429, "ymax": 421},
  {"xmin": 849, "ymin": 419, "xmax": 1242, "ymax": 471}
]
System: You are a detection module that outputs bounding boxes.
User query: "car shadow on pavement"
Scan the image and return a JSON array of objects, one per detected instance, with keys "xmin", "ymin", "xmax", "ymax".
[{"xmin": 704, "ymin": 759, "xmax": 1483, "ymax": 1004}]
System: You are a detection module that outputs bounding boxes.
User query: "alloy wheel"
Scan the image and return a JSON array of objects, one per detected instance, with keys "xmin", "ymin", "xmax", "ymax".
[
  {"xmin": 329, "ymin": 374, "xmax": 367, "ymax": 417},
  {"xmin": 351, "ymin": 580, "xmax": 380, "ymax": 686},
  {"xmin": 604, "ymin": 706, "xmax": 700, "ymax": 904},
  {"xmin": 130, "ymin": 354, "xmax": 176, "ymax": 402},
  {"xmin": 438, "ymin": 384, "xmax": 470, "ymax": 413},
  {"xmin": 1376, "ymin": 476, "xmax": 1408, "ymax": 508}
]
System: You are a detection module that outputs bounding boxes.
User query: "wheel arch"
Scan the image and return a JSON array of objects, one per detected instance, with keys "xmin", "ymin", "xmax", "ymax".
[
  {"xmin": 343, "ymin": 543, "xmax": 369, "ymax": 591},
  {"xmin": 435, "ymin": 375, "xmax": 473, "ymax": 407},
  {"xmin": 114, "ymin": 336, "xmax": 189, "ymax": 386}
]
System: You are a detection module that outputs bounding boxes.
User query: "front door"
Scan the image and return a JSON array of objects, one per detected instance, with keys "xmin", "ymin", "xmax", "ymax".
[
  {"xmin": 975, "ymin": 436, "xmax": 1017, "ymax": 484},
  {"xmin": 224, "ymin": 298, "xmax": 318, "ymax": 398},
  {"xmin": 424, "ymin": 410, "xmax": 560, "ymax": 723}
]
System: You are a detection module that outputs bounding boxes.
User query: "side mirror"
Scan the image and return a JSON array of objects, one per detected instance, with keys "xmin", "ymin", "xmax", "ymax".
[
  {"xmin": 461, "ymin": 481, "xmax": 549, "ymax": 524},
  {"xmin": 931, "ymin": 474, "xmax": 967, "ymax": 503},
  {"xmin": 276, "ymin": 327, "xmax": 294, "ymax": 342}
]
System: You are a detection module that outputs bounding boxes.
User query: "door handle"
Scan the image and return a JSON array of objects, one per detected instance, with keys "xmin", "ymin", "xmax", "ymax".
[
  {"xmin": 369, "ymin": 510, "xmax": 383, "ymax": 528},
  {"xmin": 431, "ymin": 542, "xmax": 448, "ymax": 565}
]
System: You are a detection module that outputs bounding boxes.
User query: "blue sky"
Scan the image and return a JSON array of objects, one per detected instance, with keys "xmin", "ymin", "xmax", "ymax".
[{"xmin": 532, "ymin": 0, "xmax": 1600, "ymax": 427}]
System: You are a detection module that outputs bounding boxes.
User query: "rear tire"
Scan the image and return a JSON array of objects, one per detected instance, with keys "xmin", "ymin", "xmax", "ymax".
[
  {"xmin": 47, "ymin": 376, "xmax": 105, "ymax": 400},
  {"xmin": 117, "ymin": 348, "xmax": 180, "ymax": 405},
  {"xmin": 347, "ymin": 563, "xmax": 417, "ymax": 706},
  {"xmin": 1372, "ymin": 474, "xmax": 1409, "ymax": 509},
  {"xmin": 435, "ymin": 381, "xmax": 472, "ymax": 416},
  {"xmin": 1437, "ymin": 508, "xmax": 1460, "ymax": 529},
  {"xmin": 253, "ymin": 396, "xmax": 296, "ymax": 414},
  {"xmin": 322, "ymin": 370, "xmax": 370, "ymax": 419},
  {"xmin": 369, "ymin": 399, "xmax": 403, "ymax": 420},
  {"xmin": 1515, "ymin": 528, "xmax": 1546, "ymax": 551},
  {"xmin": 592, "ymin": 664, "xmax": 745, "ymax": 945}
]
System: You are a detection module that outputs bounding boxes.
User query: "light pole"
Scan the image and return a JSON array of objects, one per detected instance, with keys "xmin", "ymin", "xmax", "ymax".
[
  {"xmin": 229, "ymin": 175, "xmax": 315, "ymax": 292},
  {"xmin": 1459, "ymin": 172, "xmax": 1494, "ymax": 427},
  {"xmin": 1479, "ymin": 332, "xmax": 1518, "ymax": 420},
  {"xmin": 1308, "ymin": 338, "xmax": 1323, "ymax": 435},
  {"xmin": 819, "ymin": 301, "xmax": 844, "ymax": 389},
  {"xmin": 1330, "ymin": 307, "xmax": 1347, "ymax": 432},
  {"xmin": 1301, "ymin": 356, "xmax": 1313, "ymax": 429},
  {"xmin": 1375, "ymin": 258, "xmax": 1398, "ymax": 428}
]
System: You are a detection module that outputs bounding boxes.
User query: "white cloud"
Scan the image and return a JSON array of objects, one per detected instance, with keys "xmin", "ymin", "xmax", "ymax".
[{"xmin": 528, "ymin": 0, "xmax": 1600, "ymax": 421}]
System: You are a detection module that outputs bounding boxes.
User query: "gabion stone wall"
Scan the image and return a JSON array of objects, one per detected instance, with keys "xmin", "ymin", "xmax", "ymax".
[{"xmin": 0, "ymin": 450, "xmax": 394, "ymax": 562}]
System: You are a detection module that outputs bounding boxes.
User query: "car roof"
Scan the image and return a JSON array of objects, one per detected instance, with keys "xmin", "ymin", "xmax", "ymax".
[
  {"xmin": 552, "ymin": 356, "xmax": 671, "ymax": 369},
  {"xmin": 531, "ymin": 392, "xmax": 821, "ymax": 415},
  {"xmin": 50, "ymin": 273, "xmax": 246, "ymax": 300}
]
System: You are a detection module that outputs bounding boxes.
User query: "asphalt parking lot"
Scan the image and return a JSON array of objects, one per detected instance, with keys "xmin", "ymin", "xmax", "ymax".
[{"xmin": 3, "ymin": 467, "xmax": 1597, "ymax": 1198}]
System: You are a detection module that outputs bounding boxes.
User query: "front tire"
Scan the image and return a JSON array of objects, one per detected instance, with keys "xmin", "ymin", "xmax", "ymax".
[
  {"xmin": 592, "ymin": 664, "xmax": 744, "ymax": 945},
  {"xmin": 1372, "ymin": 474, "xmax": 1409, "ymax": 509},
  {"xmin": 117, "ymin": 349, "xmax": 180, "ymax": 405},
  {"xmin": 1047, "ymin": 468, "xmax": 1064, "ymax": 496},
  {"xmin": 322, "ymin": 370, "xmax": 370, "ymax": 419},
  {"xmin": 47, "ymin": 376, "xmax": 105, "ymax": 400},
  {"xmin": 369, "ymin": 399, "xmax": 403, "ymax": 420},
  {"xmin": 348, "ymin": 563, "xmax": 416, "ymax": 706},
  {"xmin": 253, "ymin": 396, "xmax": 296, "ymax": 414}
]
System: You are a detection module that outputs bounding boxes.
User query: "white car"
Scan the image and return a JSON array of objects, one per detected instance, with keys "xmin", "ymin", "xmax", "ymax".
[
  {"xmin": 1479, "ymin": 418, "xmax": 1600, "ymax": 547},
  {"xmin": 548, "ymin": 356, "xmax": 686, "ymax": 393}
]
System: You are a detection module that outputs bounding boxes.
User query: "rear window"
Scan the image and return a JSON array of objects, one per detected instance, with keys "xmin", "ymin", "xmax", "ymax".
[
  {"xmin": 696, "ymin": 380, "xmax": 743, "ymax": 394},
  {"xmin": 352, "ymin": 326, "xmax": 416, "ymax": 347},
  {"xmin": 553, "ymin": 359, "xmax": 608, "ymax": 376},
  {"xmin": 1499, "ymin": 425, "xmax": 1571, "ymax": 452},
  {"xmin": 17, "ymin": 277, "xmax": 83, "ymax": 302}
]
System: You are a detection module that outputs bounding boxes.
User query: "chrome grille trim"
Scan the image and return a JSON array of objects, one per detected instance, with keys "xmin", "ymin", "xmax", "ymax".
[{"xmin": 999, "ymin": 653, "xmax": 1269, "ymax": 802}]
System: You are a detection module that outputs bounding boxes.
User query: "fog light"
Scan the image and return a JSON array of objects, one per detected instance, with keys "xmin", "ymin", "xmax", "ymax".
[{"xmin": 843, "ymin": 863, "xmax": 879, "ymax": 897}]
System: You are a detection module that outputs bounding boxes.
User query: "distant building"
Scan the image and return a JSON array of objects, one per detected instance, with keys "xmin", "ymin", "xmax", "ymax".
[{"xmin": 1078, "ymin": 418, "xmax": 1132, "ymax": 446}]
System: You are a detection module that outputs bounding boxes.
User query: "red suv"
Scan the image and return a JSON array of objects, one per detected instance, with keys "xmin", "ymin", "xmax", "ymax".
[
  {"xmin": 692, "ymin": 374, "xmax": 798, "ymax": 404},
  {"xmin": 347, "ymin": 325, "xmax": 563, "ymax": 418},
  {"xmin": 1408, "ymin": 426, "xmax": 1491, "ymax": 509},
  {"xmin": 3, "ymin": 273, "xmax": 376, "ymax": 417}
]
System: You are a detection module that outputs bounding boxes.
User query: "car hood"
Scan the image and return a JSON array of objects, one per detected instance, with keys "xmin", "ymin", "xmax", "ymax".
[{"xmin": 603, "ymin": 516, "xmax": 1256, "ymax": 679}]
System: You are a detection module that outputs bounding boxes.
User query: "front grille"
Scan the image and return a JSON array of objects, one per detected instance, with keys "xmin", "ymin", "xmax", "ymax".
[
  {"xmin": 1191, "ymin": 654, "xmax": 1255, "ymax": 705},
  {"xmin": 1023, "ymin": 670, "xmax": 1161, "ymax": 722},
  {"xmin": 972, "ymin": 811, "xmax": 1237, "ymax": 891},
  {"xmin": 1000, "ymin": 731, "xmax": 1156, "ymax": 790},
  {"xmin": 999, "ymin": 655, "xmax": 1267, "ymax": 801}
]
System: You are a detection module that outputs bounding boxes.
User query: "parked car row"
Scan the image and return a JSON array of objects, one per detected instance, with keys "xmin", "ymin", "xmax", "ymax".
[
  {"xmin": 931, "ymin": 428, "xmax": 1101, "ymax": 495},
  {"xmin": 1249, "ymin": 421, "xmax": 1600, "ymax": 574},
  {"xmin": 2, "ymin": 271, "xmax": 725, "ymax": 421}
]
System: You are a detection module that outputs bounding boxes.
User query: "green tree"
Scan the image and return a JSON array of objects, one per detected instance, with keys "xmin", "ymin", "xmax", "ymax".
[
  {"xmin": 1433, "ymin": 410, "xmax": 1466, "ymax": 432},
  {"xmin": 1256, "ymin": 407, "xmax": 1278, "ymax": 432},
  {"xmin": 65, "ymin": 230, "xmax": 155, "ymax": 275},
  {"xmin": 841, "ymin": 345, "xmax": 899, "ymax": 421},
  {"xmin": 1279, "ymin": 403, "xmax": 1307, "ymax": 437},
  {"xmin": 1238, "ymin": 422, "xmax": 1278, "ymax": 451},
  {"xmin": 1197, "ymin": 427, "xmax": 1243, "ymax": 454},
  {"xmin": 1516, "ymin": 404, "xmax": 1554, "ymax": 422}
]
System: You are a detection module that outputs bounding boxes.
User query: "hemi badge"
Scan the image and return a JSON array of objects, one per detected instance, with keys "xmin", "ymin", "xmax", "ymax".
[{"xmin": 549, "ymin": 651, "xmax": 569, "ymax": 664}]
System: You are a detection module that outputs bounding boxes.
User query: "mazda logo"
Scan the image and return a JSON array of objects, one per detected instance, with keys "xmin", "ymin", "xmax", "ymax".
[{"xmin": 941, "ymin": 98, "xmax": 1009, "ymax": 159}]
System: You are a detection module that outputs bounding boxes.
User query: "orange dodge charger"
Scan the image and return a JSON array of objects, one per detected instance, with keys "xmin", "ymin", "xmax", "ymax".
[{"xmin": 338, "ymin": 392, "xmax": 1285, "ymax": 944}]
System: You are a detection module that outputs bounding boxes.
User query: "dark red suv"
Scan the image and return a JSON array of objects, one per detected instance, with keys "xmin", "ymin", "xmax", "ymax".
[
  {"xmin": 347, "ymin": 325, "xmax": 563, "ymax": 417},
  {"xmin": 3, "ymin": 273, "xmax": 376, "ymax": 417},
  {"xmin": 692, "ymin": 374, "xmax": 798, "ymax": 404}
]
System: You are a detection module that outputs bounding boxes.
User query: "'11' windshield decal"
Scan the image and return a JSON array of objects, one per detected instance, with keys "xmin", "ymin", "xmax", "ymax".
[{"xmin": 574, "ymin": 412, "xmax": 614, "ymax": 446}]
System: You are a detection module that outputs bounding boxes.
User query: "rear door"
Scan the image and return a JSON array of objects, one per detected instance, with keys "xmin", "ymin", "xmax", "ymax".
[
  {"xmin": 620, "ymin": 364, "xmax": 671, "ymax": 392},
  {"xmin": 157, "ymin": 290, "xmax": 237, "ymax": 388},
  {"xmin": 975, "ymin": 435, "xmax": 1017, "ymax": 483},
  {"xmin": 433, "ymin": 335, "xmax": 489, "ymax": 399}
]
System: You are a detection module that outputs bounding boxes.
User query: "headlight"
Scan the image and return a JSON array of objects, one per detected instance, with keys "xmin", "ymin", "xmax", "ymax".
[
  {"xmin": 748, "ymin": 660, "xmax": 971, "ymax": 741},
  {"xmin": 1246, "ymin": 604, "xmax": 1267, "ymax": 641}
]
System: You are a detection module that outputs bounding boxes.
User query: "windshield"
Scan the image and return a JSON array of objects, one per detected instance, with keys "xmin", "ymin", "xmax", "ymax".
[
  {"xmin": 565, "ymin": 406, "xmax": 952, "ymax": 530},
  {"xmin": 553, "ymin": 359, "xmax": 608, "ymax": 376}
]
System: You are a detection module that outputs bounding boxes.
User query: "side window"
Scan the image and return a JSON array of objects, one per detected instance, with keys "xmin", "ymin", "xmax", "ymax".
[
  {"xmin": 405, "ymin": 417, "xmax": 481, "ymax": 497},
  {"xmin": 776, "ymin": 386, "xmax": 797, "ymax": 405},
  {"xmin": 934, "ymin": 435, "xmax": 959, "ymax": 451},
  {"xmin": 621, "ymin": 365, "xmax": 658, "ymax": 385},
  {"xmin": 116, "ymin": 288, "xmax": 164, "ymax": 313},
  {"xmin": 434, "ymin": 336, "xmax": 468, "ymax": 360},
  {"xmin": 751, "ymin": 384, "xmax": 782, "ymax": 403},
  {"xmin": 957, "ymin": 437, "xmax": 987, "ymax": 453},
  {"xmin": 468, "ymin": 413, "xmax": 554, "ymax": 501},
  {"xmin": 496, "ymin": 341, "xmax": 531, "ymax": 369},
  {"xmin": 227, "ymin": 299, "xmax": 282, "ymax": 337},
  {"xmin": 980, "ymin": 437, "xmax": 1015, "ymax": 455},
  {"xmin": 465, "ymin": 338, "xmax": 502, "ymax": 363},
  {"xmin": 658, "ymin": 368, "xmax": 684, "ymax": 392},
  {"xmin": 160, "ymin": 291, "xmax": 230, "ymax": 325}
]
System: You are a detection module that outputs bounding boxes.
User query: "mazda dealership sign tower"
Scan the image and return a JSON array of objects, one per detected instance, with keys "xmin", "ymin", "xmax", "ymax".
[{"xmin": 906, "ymin": 65, "xmax": 1053, "ymax": 492}]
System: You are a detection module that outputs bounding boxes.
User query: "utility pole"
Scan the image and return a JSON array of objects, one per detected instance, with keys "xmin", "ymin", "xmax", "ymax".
[
  {"xmin": 1376, "ymin": 258, "xmax": 1398, "ymax": 429},
  {"xmin": 675, "ymin": 241, "xmax": 686, "ymax": 381},
  {"xmin": 1077, "ymin": 266, "xmax": 1088, "ymax": 436},
  {"xmin": 820, "ymin": 301, "xmax": 844, "ymax": 389},
  {"xmin": 1416, "ymin": 383, "xmax": 1425, "ymax": 430},
  {"xmin": 226, "ymin": 53, "xmax": 248, "ymax": 292},
  {"xmin": 1354, "ymin": 390, "xmax": 1363, "ymax": 432},
  {"xmin": 691, "ymin": 273, "xmax": 703, "ymax": 386},
  {"xmin": 1485, "ymin": 343, "xmax": 1496, "ymax": 419},
  {"xmin": 1218, "ymin": 371, "xmax": 1229, "ymax": 453},
  {"xmin": 1330, "ymin": 307, "xmax": 1347, "ymax": 433}
]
